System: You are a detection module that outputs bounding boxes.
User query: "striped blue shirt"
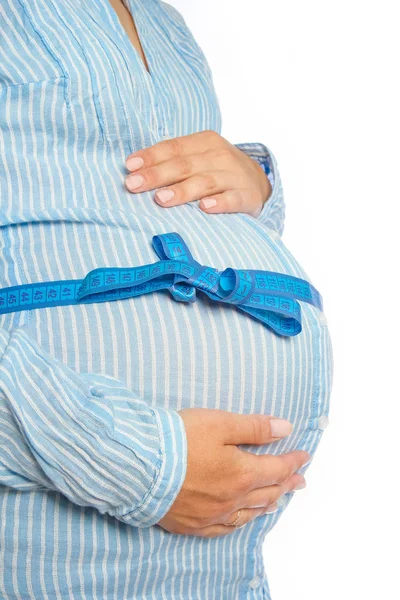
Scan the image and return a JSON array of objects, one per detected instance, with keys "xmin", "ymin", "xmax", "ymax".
[{"xmin": 0, "ymin": 1, "xmax": 333, "ymax": 598}]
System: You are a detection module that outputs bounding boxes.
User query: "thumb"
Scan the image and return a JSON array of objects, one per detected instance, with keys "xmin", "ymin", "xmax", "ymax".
[{"xmin": 222, "ymin": 412, "xmax": 293, "ymax": 446}]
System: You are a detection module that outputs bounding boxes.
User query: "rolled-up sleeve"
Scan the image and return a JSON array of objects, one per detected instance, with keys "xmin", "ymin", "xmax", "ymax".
[
  {"xmin": 234, "ymin": 142, "xmax": 286, "ymax": 235},
  {"xmin": 0, "ymin": 325, "xmax": 188, "ymax": 528}
]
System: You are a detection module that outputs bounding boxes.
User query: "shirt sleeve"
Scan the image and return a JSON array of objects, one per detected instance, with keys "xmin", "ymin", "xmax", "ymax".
[
  {"xmin": 234, "ymin": 142, "xmax": 286, "ymax": 236},
  {"xmin": 0, "ymin": 324, "xmax": 188, "ymax": 528}
]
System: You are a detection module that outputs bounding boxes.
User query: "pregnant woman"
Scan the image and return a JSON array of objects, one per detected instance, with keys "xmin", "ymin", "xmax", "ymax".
[{"xmin": 0, "ymin": 1, "xmax": 333, "ymax": 598}]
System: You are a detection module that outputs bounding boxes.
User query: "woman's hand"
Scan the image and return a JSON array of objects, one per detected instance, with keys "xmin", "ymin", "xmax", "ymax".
[
  {"xmin": 125, "ymin": 130, "xmax": 272, "ymax": 217},
  {"xmin": 157, "ymin": 407, "xmax": 309, "ymax": 538}
]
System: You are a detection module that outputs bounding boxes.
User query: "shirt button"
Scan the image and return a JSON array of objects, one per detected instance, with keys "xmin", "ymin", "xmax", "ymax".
[
  {"xmin": 317, "ymin": 415, "xmax": 329, "ymax": 430},
  {"xmin": 318, "ymin": 312, "xmax": 328, "ymax": 326},
  {"xmin": 249, "ymin": 576, "xmax": 261, "ymax": 589},
  {"xmin": 91, "ymin": 386, "xmax": 105, "ymax": 398},
  {"xmin": 266, "ymin": 228, "xmax": 280, "ymax": 240}
]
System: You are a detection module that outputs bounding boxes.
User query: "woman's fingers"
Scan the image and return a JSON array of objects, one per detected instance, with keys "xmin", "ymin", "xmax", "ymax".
[
  {"xmin": 126, "ymin": 160, "xmax": 246, "ymax": 209},
  {"xmin": 222, "ymin": 412, "xmax": 294, "ymax": 445},
  {"xmin": 125, "ymin": 150, "xmax": 231, "ymax": 194},
  {"xmin": 151, "ymin": 169, "xmax": 264, "ymax": 215},
  {"xmin": 185, "ymin": 506, "xmax": 268, "ymax": 538},
  {"xmin": 154, "ymin": 170, "xmax": 240, "ymax": 207},
  {"xmin": 125, "ymin": 130, "xmax": 222, "ymax": 171},
  {"xmin": 199, "ymin": 189, "xmax": 264, "ymax": 216},
  {"xmin": 236, "ymin": 448, "xmax": 311, "ymax": 492},
  {"xmin": 186, "ymin": 474, "xmax": 307, "ymax": 538},
  {"xmin": 242, "ymin": 473, "xmax": 306, "ymax": 509},
  {"xmin": 180, "ymin": 497, "xmax": 289, "ymax": 538},
  {"xmin": 125, "ymin": 153, "xmax": 204, "ymax": 192}
]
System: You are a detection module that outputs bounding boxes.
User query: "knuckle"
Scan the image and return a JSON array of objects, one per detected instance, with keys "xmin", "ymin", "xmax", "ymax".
[
  {"xmin": 235, "ymin": 465, "xmax": 252, "ymax": 494},
  {"xmin": 202, "ymin": 129, "xmax": 219, "ymax": 142},
  {"xmin": 201, "ymin": 172, "xmax": 217, "ymax": 194},
  {"xmin": 238, "ymin": 189, "xmax": 255, "ymax": 212},
  {"xmin": 213, "ymin": 147, "xmax": 232, "ymax": 163},
  {"xmin": 168, "ymin": 137, "xmax": 184, "ymax": 157},
  {"xmin": 276, "ymin": 465, "xmax": 291, "ymax": 485},
  {"xmin": 252, "ymin": 414, "xmax": 269, "ymax": 442},
  {"xmin": 176, "ymin": 156, "xmax": 192, "ymax": 177}
]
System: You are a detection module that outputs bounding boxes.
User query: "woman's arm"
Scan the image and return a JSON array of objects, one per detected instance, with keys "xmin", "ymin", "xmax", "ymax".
[{"xmin": 0, "ymin": 325, "xmax": 187, "ymax": 528}]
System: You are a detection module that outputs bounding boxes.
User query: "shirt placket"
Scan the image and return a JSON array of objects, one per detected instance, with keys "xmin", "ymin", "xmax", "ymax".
[
  {"xmin": 126, "ymin": 0, "xmax": 176, "ymax": 143},
  {"xmin": 98, "ymin": 0, "xmax": 170, "ymax": 153}
]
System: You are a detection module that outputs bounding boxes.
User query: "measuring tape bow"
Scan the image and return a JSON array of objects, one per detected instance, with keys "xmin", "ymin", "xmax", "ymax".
[{"xmin": 0, "ymin": 232, "xmax": 323, "ymax": 336}]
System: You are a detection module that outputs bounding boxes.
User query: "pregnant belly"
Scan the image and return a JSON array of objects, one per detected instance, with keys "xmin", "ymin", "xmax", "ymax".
[
  {"xmin": 14, "ymin": 206, "xmax": 333, "ymax": 463},
  {"xmin": 1, "ymin": 207, "xmax": 333, "ymax": 592}
]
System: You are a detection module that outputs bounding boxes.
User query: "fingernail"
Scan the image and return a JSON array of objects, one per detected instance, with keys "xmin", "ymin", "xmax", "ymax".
[
  {"xmin": 156, "ymin": 189, "xmax": 175, "ymax": 203},
  {"xmin": 303, "ymin": 454, "xmax": 313, "ymax": 467},
  {"xmin": 294, "ymin": 481, "xmax": 307, "ymax": 491},
  {"xmin": 126, "ymin": 175, "xmax": 144, "ymax": 191},
  {"xmin": 126, "ymin": 156, "xmax": 144, "ymax": 171},
  {"xmin": 201, "ymin": 198, "xmax": 217, "ymax": 209},
  {"xmin": 270, "ymin": 418, "xmax": 293, "ymax": 438}
]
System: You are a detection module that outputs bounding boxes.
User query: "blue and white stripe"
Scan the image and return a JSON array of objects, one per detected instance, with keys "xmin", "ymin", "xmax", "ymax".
[{"xmin": 0, "ymin": 1, "xmax": 333, "ymax": 598}]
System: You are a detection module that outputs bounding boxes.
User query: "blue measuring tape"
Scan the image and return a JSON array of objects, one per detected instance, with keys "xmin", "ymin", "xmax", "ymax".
[{"xmin": 0, "ymin": 233, "xmax": 323, "ymax": 337}]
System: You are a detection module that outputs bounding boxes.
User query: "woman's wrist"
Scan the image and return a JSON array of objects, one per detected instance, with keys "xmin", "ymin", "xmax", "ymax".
[{"xmin": 248, "ymin": 159, "xmax": 273, "ymax": 218}]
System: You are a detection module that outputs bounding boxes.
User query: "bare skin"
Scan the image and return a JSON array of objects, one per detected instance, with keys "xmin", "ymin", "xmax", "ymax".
[{"xmin": 107, "ymin": 1, "xmax": 308, "ymax": 538}]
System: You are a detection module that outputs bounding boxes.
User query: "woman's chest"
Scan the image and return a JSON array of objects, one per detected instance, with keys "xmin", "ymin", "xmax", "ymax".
[
  {"xmin": 0, "ymin": 0, "xmax": 222, "ymax": 216},
  {"xmin": 0, "ymin": 0, "xmax": 221, "ymax": 144}
]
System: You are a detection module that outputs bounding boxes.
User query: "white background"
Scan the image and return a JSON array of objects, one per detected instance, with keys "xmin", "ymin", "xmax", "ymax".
[{"xmin": 171, "ymin": 1, "xmax": 399, "ymax": 598}]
